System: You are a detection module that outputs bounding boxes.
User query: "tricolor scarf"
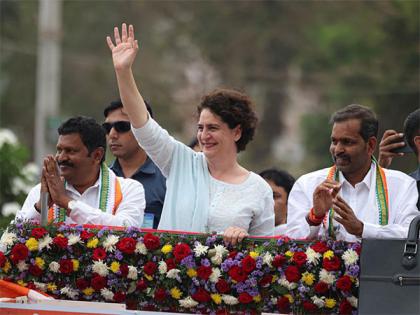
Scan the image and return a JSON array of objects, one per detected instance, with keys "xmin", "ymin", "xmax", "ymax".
[
  {"xmin": 324, "ymin": 157, "xmax": 389, "ymax": 239},
  {"xmin": 47, "ymin": 163, "xmax": 122, "ymax": 223}
]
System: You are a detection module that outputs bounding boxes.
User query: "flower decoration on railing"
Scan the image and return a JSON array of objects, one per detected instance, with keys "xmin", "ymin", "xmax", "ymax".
[{"xmin": 0, "ymin": 221, "xmax": 360, "ymax": 314}]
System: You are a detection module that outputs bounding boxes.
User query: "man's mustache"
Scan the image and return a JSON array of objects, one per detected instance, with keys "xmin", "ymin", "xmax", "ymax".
[
  {"xmin": 333, "ymin": 153, "xmax": 351, "ymax": 162},
  {"xmin": 57, "ymin": 161, "xmax": 74, "ymax": 168}
]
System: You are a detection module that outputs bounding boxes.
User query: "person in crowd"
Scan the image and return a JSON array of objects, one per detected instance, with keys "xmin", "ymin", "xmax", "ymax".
[
  {"xmin": 103, "ymin": 99, "xmax": 166, "ymax": 228},
  {"xmin": 259, "ymin": 168, "xmax": 295, "ymax": 235},
  {"xmin": 286, "ymin": 104, "xmax": 418, "ymax": 242},
  {"xmin": 188, "ymin": 137, "xmax": 201, "ymax": 152},
  {"xmin": 378, "ymin": 108, "xmax": 420, "ymax": 210},
  {"xmin": 106, "ymin": 23, "xmax": 274, "ymax": 244},
  {"xmin": 16, "ymin": 116, "xmax": 145, "ymax": 227}
]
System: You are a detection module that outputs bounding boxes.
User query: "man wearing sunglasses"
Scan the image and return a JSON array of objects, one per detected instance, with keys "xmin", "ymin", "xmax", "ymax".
[{"xmin": 103, "ymin": 100, "xmax": 166, "ymax": 229}]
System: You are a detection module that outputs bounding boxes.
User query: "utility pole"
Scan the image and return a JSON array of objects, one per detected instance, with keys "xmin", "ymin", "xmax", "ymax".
[{"xmin": 34, "ymin": 0, "xmax": 62, "ymax": 165}]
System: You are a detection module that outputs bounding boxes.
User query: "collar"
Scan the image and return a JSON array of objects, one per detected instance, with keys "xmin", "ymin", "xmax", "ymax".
[
  {"xmin": 111, "ymin": 157, "xmax": 156, "ymax": 177},
  {"xmin": 339, "ymin": 162, "xmax": 374, "ymax": 190},
  {"xmin": 64, "ymin": 170, "xmax": 101, "ymax": 195}
]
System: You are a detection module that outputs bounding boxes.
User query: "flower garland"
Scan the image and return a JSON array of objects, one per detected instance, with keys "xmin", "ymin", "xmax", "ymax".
[{"xmin": 0, "ymin": 221, "xmax": 360, "ymax": 314}]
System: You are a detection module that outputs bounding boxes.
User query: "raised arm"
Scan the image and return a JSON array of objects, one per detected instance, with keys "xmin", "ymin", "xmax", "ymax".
[{"xmin": 106, "ymin": 23, "xmax": 148, "ymax": 128}]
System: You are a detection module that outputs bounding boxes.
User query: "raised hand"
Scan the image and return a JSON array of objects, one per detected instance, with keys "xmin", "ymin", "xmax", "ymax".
[
  {"xmin": 106, "ymin": 23, "xmax": 139, "ymax": 71},
  {"xmin": 333, "ymin": 195, "xmax": 363, "ymax": 237},
  {"xmin": 312, "ymin": 179, "xmax": 341, "ymax": 217},
  {"xmin": 378, "ymin": 129, "xmax": 405, "ymax": 168}
]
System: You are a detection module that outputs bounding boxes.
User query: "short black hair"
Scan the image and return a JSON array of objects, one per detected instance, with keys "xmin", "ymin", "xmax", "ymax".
[
  {"xmin": 404, "ymin": 108, "xmax": 420, "ymax": 156},
  {"xmin": 58, "ymin": 116, "xmax": 106, "ymax": 162},
  {"xmin": 330, "ymin": 104, "xmax": 378, "ymax": 141},
  {"xmin": 103, "ymin": 99, "xmax": 154, "ymax": 119},
  {"xmin": 259, "ymin": 168, "xmax": 295, "ymax": 196}
]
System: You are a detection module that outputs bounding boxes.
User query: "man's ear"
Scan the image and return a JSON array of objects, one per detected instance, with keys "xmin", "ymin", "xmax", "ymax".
[
  {"xmin": 367, "ymin": 136, "xmax": 377, "ymax": 155},
  {"xmin": 92, "ymin": 147, "xmax": 105, "ymax": 164}
]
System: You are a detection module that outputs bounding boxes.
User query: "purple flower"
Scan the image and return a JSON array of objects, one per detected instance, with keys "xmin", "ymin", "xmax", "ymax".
[
  {"xmin": 115, "ymin": 250, "xmax": 123, "ymax": 261},
  {"xmin": 200, "ymin": 258, "xmax": 210, "ymax": 267},
  {"xmin": 181, "ymin": 255, "xmax": 196, "ymax": 269}
]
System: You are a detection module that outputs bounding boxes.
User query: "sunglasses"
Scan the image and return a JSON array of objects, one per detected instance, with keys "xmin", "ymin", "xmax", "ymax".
[{"xmin": 102, "ymin": 121, "xmax": 131, "ymax": 134}]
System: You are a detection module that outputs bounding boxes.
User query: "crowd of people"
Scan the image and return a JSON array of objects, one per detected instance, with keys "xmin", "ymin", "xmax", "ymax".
[{"xmin": 15, "ymin": 23, "xmax": 420, "ymax": 245}]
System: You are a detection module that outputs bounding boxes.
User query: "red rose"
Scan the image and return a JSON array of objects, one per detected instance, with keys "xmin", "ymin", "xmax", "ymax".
[
  {"xmin": 284, "ymin": 265, "xmax": 301, "ymax": 283},
  {"xmin": 31, "ymin": 227, "xmax": 48, "ymax": 239},
  {"xmin": 238, "ymin": 292, "xmax": 253, "ymax": 304},
  {"xmin": 27, "ymin": 282, "xmax": 36, "ymax": 290},
  {"xmin": 314, "ymin": 281, "xmax": 329, "ymax": 294},
  {"xmin": 259, "ymin": 274, "xmax": 273, "ymax": 287},
  {"xmin": 59, "ymin": 259, "xmax": 73, "ymax": 274},
  {"xmin": 114, "ymin": 291, "xmax": 126, "ymax": 303},
  {"xmin": 192, "ymin": 287, "xmax": 211, "ymax": 303},
  {"xmin": 322, "ymin": 255, "xmax": 341, "ymax": 271},
  {"xmin": 53, "ymin": 236, "xmax": 68, "ymax": 249},
  {"xmin": 143, "ymin": 233, "xmax": 160, "ymax": 250},
  {"xmin": 136, "ymin": 279, "xmax": 148, "ymax": 291},
  {"xmin": 277, "ymin": 296, "xmax": 291, "ymax": 313},
  {"xmin": 91, "ymin": 275, "xmax": 107, "ymax": 291},
  {"xmin": 80, "ymin": 230, "xmax": 94, "ymax": 240},
  {"xmin": 336, "ymin": 275, "xmax": 352, "ymax": 292},
  {"xmin": 92, "ymin": 247, "xmax": 107, "ymax": 261},
  {"xmin": 116, "ymin": 237, "xmax": 136, "ymax": 254},
  {"xmin": 154, "ymin": 287, "xmax": 166, "ymax": 301},
  {"xmin": 216, "ymin": 309, "xmax": 230, "ymax": 315},
  {"xmin": 215, "ymin": 279, "xmax": 231, "ymax": 294},
  {"xmin": 303, "ymin": 301, "xmax": 317, "ymax": 312},
  {"xmin": 228, "ymin": 266, "xmax": 248, "ymax": 283},
  {"xmin": 311, "ymin": 241, "xmax": 329, "ymax": 253},
  {"xmin": 120, "ymin": 263, "xmax": 129, "ymax": 277},
  {"xmin": 339, "ymin": 299, "xmax": 353, "ymax": 315},
  {"xmin": 143, "ymin": 261, "xmax": 157, "ymax": 275},
  {"xmin": 173, "ymin": 243, "xmax": 191, "ymax": 262},
  {"xmin": 272, "ymin": 254, "xmax": 286, "ymax": 268},
  {"xmin": 10, "ymin": 243, "xmax": 29, "ymax": 263},
  {"xmin": 76, "ymin": 278, "xmax": 89, "ymax": 290},
  {"xmin": 165, "ymin": 258, "xmax": 176, "ymax": 271},
  {"xmin": 292, "ymin": 252, "xmax": 307, "ymax": 267},
  {"xmin": 241, "ymin": 255, "xmax": 256, "ymax": 274},
  {"xmin": 0, "ymin": 252, "xmax": 6, "ymax": 268},
  {"xmin": 29, "ymin": 265, "xmax": 43, "ymax": 277},
  {"xmin": 228, "ymin": 250, "xmax": 238, "ymax": 259},
  {"xmin": 197, "ymin": 265, "xmax": 212, "ymax": 280}
]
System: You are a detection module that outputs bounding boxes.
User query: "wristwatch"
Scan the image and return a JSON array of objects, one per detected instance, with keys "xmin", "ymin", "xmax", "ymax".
[{"xmin": 67, "ymin": 200, "xmax": 77, "ymax": 212}]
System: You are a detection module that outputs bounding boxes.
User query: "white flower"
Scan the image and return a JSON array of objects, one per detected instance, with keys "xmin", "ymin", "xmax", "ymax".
[
  {"xmin": 103, "ymin": 235, "xmax": 119, "ymax": 252},
  {"xmin": 67, "ymin": 234, "xmax": 81, "ymax": 246},
  {"xmin": 210, "ymin": 254, "xmax": 223, "ymax": 265},
  {"xmin": 311, "ymin": 295, "xmax": 325, "ymax": 308},
  {"xmin": 92, "ymin": 260, "xmax": 109, "ymax": 276},
  {"xmin": 342, "ymin": 249, "xmax": 359, "ymax": 266},
  {"xmin": 49, "ymin": 261, "xmax": 60, "ymax": 273},
  {"xmin": 34, "ymin": 282, "xmax": 47, "ymax": 291},
  {"xmin": 0, "ymin": 129, "xmax": 18, "ymax": 147},
  {"xmin": 17, "ymin": 261, "xmax": 29, "ymax": 272},
  {"xmin": 22, "ymin": 163, "xmax": 39, "ymax": 182},
  {"xmin": 213, "ymin": 244, "xmax": 228, "ymax": 257},
  {"xmin": 127, "ymin": 266, "xmax": 138, "ymax": 280},
  {"xmin": 222, "ymin": 294, "xmax": 239, "ymax": 305},
  {"xmin": 38, "ymin": 235, "xmax": 53, "ymax": 251},
  {"xmin": 135, "ymin": 241, "xmax": 147, "ymax": 255},
  {"xmin": 0, "ymin": 231, "xmax": 17, "ymax": 247},
  {"xmin": 60, "ymin": 286, "xmax": 78, "ymax": 299},
  {"xmin": 271, "ymin": 297, "xmax": 277, "ymax": 305},
  {"xmin": 179, "ymin": 296, "xmax": 198, "ymax": 308},
  {"xmin": 1, "ymin": 202, "xmax": 21, "ymax": 217},
  {"xmin": 305, "ymin": 248, "xmax": 321, "ymax": 265},
  {"xmin": 166, "ymin": 268, "xmax": 180, "ymax": 279},
  {"xmin": 193, "ymin": 242, "xmax": 209, "ymax": 257},
  {"xmin": 319, "ymin": 269, "xmax": 336, "ymax": 285},
  {"xmin": 209, "ymin": 268, "xmax": 221, "ymax": 283},
  {"xmin": 262, "ymin": 252, "xmax": 274, "ymax": 267},
  {"xmin": 158, "ymin": 261, "xmax": 167, "ymax": 274},
  {"xmin": 355, "ymin": 278, "xmax": 359, "ymax": 288},
  {"xmin": 347, "ymin": 296, "xmax": 358, "ymax": 308},
  {"xmin": 100, "ymin": 288, "xmax": 114, "ymax": 301},
  {"xmin": 279, "ymin": 277, "xmax": 298, "ymax": 290}
]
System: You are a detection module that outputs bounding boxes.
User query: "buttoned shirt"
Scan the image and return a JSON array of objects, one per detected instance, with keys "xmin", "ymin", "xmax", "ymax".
[
  {"xmin": 16, "ymin": 169, "xmax": 145, "ymax": 227},
  {"xmin": 111, "ymin": 157, "xmax": 166, "ymax": 229},
  {"xmin": 409, "ymin": 166, "xmax": 420, "ymax": 210},
  {"xmin": 286, "ymin": 162, "xmax": 419, "ymax": 242}
]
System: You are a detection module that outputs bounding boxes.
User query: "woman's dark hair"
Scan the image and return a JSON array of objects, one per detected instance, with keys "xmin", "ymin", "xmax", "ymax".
[{"xmin": 197, "ymin": 88, "xmax": 258, "ymax": 152}]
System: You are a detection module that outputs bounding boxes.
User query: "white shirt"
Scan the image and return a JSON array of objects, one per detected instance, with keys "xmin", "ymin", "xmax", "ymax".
[
  {"xmin": 286, "ymin": 163, "xmax": 419, "ymax": 242},
  {"xmin": 16, "ymin": 171, "xmax": 145, "ymax": 227},
  {"xmin": 274, "ymin": 224, "xmax": 288, "ymax": 235}
]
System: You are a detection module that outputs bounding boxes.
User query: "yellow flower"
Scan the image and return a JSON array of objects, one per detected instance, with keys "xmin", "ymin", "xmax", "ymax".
[
  {"xmin": 187, "ymin": 268, "xmax": 197, "ymax": 278},
  {"xmin": 272, "ymin": 275, "xmax": 278, "ymax": 283},
  {"xmin": 72, "ymin": 259, "xmax": 80, "ymax": 271},
  {"xmin": 323, "ymin": 250, "xmax": 334, "ymax": 259},
  {"xmin": 87, "ymin": 238, "xmax": 99, "ymax": 248},
  {"xmin": 285, "ymin": 250, "xmax": 294, "ymax": 257},
  {"xmin": 170, "ymin": 287, "xmax": 182, "ymax": 299},
  {"xmin": 17, "ymin": 280, "xmax": 26, "ymax": 287},
  {"xmin": 284, "ymin": 294, "xmax": 294, "ymax": 304},
  {"xmin": 253, "ymin": 295, "xmax": 261, "ymax": 302},
  {"xmin": 211, "ymin": 293, "xmax": 222, "ymax": 305},
  {"xmin": 161, "ymin": 244, "xmax": 173, "ymax": 254},
  {"xmin": 57, "ymin": 233, "xmax": 64, "ymax": 237},
  {"xmin": 47, "ymin": 283, "xmax": 57, "ymax": 292},
  {"xmin": 249, "ymin": 251, "xmax": 259, "ymax": 259},
  {"xmin": 25, "ymin": 238, "xmax": 39, "ymax": 251},
  {"xmin": 325, "ymin": 298, "xmax": 336, "ymax": 308},
  {"xmin": 82, "ymin": 287, "xmax": 95, "ymax": 296},
  {"xmin": 302, "ymin": 272, "xmax": 315, "ymax": 286},
  {"xmin": 110, "ymin": 261, "xmax": 120, "ymax": 273},
  {"xmin": 2, "ymin": 260, "xmax": 11, "ymax": 273},
  {"xmin": 145, "ymin": 274, "xmax": 153, "ymax": 281},
  {"xmin": 35, "ymin": 257, "xmax": 45, "ymax": 269}
]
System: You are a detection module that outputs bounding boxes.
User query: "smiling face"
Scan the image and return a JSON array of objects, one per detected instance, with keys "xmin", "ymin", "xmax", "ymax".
[{"xmin": 197, "ymin": 108, "xmax": 241, "ymax": 160}]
